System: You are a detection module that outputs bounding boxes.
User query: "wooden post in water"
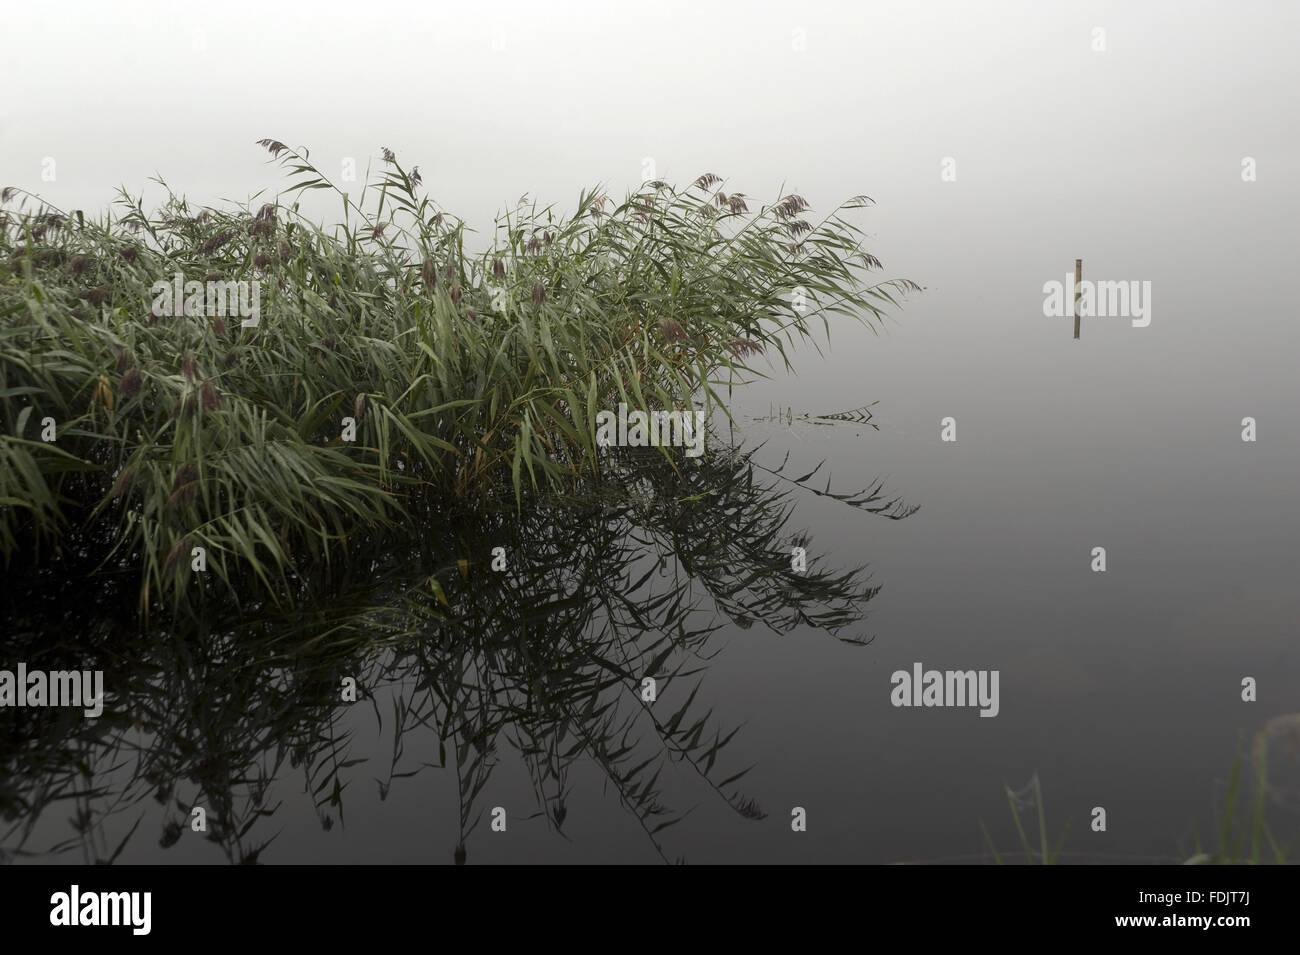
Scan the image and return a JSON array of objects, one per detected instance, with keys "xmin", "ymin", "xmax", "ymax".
[{"xmin": 1073, "ymin": 258, "xmax": 1082, "ymax": 339}]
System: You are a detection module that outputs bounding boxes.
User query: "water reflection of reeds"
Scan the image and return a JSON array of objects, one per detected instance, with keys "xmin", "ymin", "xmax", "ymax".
[{"xmin": 1, "ymin": 444, "xmax": 914, "ymax": 864}]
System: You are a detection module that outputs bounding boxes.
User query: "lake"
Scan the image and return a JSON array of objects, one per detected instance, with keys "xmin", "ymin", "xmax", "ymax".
[{"xmin": 2, "ymin": 0, "xmax": 1298, "ymax": 864}]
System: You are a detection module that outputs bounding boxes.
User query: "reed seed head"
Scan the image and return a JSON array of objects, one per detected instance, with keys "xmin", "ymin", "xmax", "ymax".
[
  {"xmin": 173, "ymin": 462, "xmax": 198, "ymax": 490},
  {"xmin": 167, "ymin": 465, "xmax": 199, "ymax": 510},
  {"xmin": 775, "ymin": 194, "xmax": 810, "ymax": 219},
  {"xmin": 256, "ymin": 138, "xmax": 289, "ymax": 158},
  {"xmin": 120, "ymin": 367, "xmax": 142, "ymax": 398},
  {"xmin": 659, "ymin": 318, "xmax": 688, "ymax": 342},
  {"xmin": 201, "ymin": 379, "xmax": 221, "ymax": 411},
  {"xmin": 198, "ymin": 229, "xmax": 234, "ymax": 254}
]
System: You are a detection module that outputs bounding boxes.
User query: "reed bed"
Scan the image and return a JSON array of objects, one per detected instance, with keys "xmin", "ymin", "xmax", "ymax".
[{"xmin": 0, "ymin": 140, "xmax": 917, "ymax": 611}]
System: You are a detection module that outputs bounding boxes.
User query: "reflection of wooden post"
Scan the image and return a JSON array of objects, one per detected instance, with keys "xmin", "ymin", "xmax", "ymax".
[{"xmin": 1073, "ymin": 259, "xmax": 1082, "ymax": 339}]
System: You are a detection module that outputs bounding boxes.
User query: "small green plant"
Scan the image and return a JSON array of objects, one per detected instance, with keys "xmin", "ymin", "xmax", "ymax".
[
  {"xmin": 979, "ymin": 734, "xmax": 1296, "ymax": 865},
  {"xmin": 979, "ymin": 774, "xmax": 1070, "ymax": 865},
  {"xmin": 1185, "ymin": 728, "xmax": 1291, "ymax": 865}
]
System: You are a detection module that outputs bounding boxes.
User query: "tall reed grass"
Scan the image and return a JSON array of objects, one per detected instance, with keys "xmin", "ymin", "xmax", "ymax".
[{"xmin": 0, "ymin": 141, "xmax": 917, "ymax": 611}]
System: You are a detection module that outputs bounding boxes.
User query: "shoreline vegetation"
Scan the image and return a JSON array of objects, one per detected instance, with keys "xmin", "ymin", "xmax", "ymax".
[{"xmin": 0, "ymin": 139, "xmax": 919, "ymax": 613}]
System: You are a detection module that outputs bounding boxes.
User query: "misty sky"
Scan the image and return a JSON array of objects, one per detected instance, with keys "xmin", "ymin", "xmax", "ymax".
[{"xmin": 4, "ymin": 1, "xmax": 1296, "ymax": 231}]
